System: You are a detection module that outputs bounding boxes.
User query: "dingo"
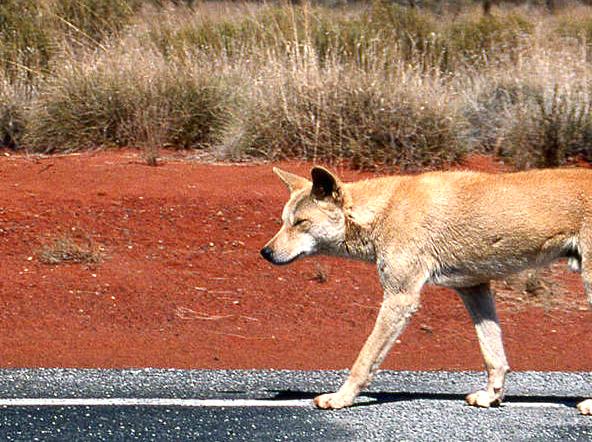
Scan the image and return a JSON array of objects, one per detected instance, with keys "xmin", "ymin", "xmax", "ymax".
[{"xmin": 261, "ymin": 166, "xmax": 592, "ymax": 414}]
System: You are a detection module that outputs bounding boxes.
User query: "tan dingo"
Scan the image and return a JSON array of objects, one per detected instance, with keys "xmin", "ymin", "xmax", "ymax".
[{"xmin": 261, "ymin": 166, "xmax": 592, "ymax": 414}]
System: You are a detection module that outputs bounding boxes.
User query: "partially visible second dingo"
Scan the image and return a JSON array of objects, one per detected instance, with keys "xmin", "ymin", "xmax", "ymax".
[{"xmin": 260, "ymin": 165, "xmax": 592, "ymax": 414}]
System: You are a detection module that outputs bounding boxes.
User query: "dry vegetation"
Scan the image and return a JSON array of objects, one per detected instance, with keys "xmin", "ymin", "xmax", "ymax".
[
  {"xmin": 2, "ymin": 0, "xmax": 592, "ymax": 169},
  {"xmin": 38, "ymin": 234, "xmax": 105, "ymax": 265}
]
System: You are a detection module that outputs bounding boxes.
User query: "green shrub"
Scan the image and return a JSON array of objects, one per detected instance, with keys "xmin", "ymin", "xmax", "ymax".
[
  {"xmin": 26, "ymin": 66, "xmax": 139, "ymax": 151},
  {"xmin": 25, "ymin": 60, "xmax": 235, "ymax": 152},
  {"xmin": 157, "ymin": 72, "xmax": 236, "ymax": 149}
]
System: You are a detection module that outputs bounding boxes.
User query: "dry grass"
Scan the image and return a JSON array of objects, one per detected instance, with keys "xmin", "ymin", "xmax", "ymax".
[
  {"xmin": 38, "ymin": 234, "xmax": 105, "ymax": 265},
  {"xmin": 310, "ymin": 263, "xmax": 330, "ymax": 283},
  {"xmin": 2, "ymin": 1, "xmax": 592, "ymax": 170}
]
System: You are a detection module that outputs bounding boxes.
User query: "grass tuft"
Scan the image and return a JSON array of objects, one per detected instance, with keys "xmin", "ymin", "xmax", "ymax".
[
  {"xmin": 504, "ymin": 86, "xmax": 592, "ymax": 168},
  {"xmin": 38, "ymin": 234, "xmax": 104, "ymax": 265},
  {"xmin": 236, "ymin": 69, "xmax": 465, "ymax": 170},
  {"xmin": 25, "ymin": 57, "xmax": 236, "ymax": 153}
]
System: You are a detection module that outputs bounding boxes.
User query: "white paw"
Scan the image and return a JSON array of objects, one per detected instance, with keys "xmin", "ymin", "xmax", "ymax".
[
  {"xmin": 577, "ymin": 399, "xmax": 592, "ymax": 415},
  {"xmin": 465, "ymin": 390, "xmax": 501, "ymax": 408},
  {"xmin": 313, "ymin": 392, "xmax": 353, "ymax": 410}
]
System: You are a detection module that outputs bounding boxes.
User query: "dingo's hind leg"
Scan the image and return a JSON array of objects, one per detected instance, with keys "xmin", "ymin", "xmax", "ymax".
[{"xmin": 456, "ymin": 283, "xmax": 509, "ymax": 408}]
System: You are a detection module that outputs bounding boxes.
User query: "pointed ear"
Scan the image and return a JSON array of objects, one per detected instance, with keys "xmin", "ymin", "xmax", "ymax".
[
  {"xmin": 311, "ymin": 166, "xmax": 343, "ymax": 203},
  {"xmin": 273, "ymin": 167, "xmax": 309, "ymax": 193}
]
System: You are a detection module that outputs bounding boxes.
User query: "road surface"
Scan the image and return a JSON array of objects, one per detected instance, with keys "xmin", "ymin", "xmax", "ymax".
[{"xmin": 0, "ymin": 369, "xmax": 591, "ymax": 441}]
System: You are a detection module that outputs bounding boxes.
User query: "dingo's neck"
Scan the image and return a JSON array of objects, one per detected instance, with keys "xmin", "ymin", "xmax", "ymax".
[{"xmin": 339, "ymin": 176, "xmax": 406, "ymax": 262}]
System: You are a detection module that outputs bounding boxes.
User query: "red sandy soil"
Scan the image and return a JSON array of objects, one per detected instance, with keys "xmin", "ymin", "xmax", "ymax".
[{"xmin": 0, "ymin": 150, "xmax": 590, "ymax": 372}]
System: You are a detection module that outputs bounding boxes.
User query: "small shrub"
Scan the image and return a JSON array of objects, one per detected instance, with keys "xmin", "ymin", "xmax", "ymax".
[
  {"xmin": 237, "ymin": 72, "xmax": 465, "ymax": 171},
  {"xmin": 26, "ymin": 65, "xmax": 141, "ymax": 152},
  {"xmin": 38, "ymin": 234, "xmax": 104, "ymax": 265},
  {"xmin": 310, "ymin": 263, "xmax": 329, "ymax": 283},
  {"xmin": 553, "ymin": 10, "xmax": 592, "ymax": 61},
  {"xmin": 463, "ymin": 81, "xmax": 539, "ymax": 153},
  {"xmin": 504, "ymin": 86, "xmax": 592, "ymax": 168},
  {"xmin": 0, "ymin": 0, "xmax": 150, "ymax": 84},
  {"xmin": 25, "ymin": 58, "xmax": 236, "ymax": 152},
  {"xmin": 136, "ymin": 104, "xmax": 164, "ymax": 166},
  {"xmin": 160, "ymin": 73, "xmax": 235, "ymax": 149}
]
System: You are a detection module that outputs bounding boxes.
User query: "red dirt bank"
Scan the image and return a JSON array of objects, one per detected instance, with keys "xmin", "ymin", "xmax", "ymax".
[{"xmin": 0, "ymin": 150, "xmax": 590, "ymax": 371}]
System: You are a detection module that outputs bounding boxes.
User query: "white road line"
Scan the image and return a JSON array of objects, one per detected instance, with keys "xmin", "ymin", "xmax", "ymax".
[
  {"xmin": 0, "ymin": 398, "xmax": 572, "ymax": 409},
  {"xmin": 502, "ymin": 402, "xmax": 569, "ymax": 409},
  {"xmin": 0, "ymin": 398, "xmax": 314, "ymax": 408}
]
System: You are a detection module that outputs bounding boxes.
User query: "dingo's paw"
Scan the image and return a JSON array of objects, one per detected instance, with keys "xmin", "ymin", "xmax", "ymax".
[
  {"xmin": 313, "ymin": 392, "xmax": 353, "ymax": 410},
  {"xmin": 465, "ymin": 390, "xmax": 501, "ymax": 408},
  {"xmin": 577, "ymin": 399, "xmax": 592, "ymax": 415}
]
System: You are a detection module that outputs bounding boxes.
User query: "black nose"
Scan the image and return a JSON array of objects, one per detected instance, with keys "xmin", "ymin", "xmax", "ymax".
[{"xmin": 260, "ymin": 246, "xmax": 274, "ymax": 262}]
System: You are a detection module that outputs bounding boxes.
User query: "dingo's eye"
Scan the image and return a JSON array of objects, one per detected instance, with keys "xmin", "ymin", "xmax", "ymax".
[{"xmin": 293, "ymin": 219, "xmax": 309, "ymax": 228}]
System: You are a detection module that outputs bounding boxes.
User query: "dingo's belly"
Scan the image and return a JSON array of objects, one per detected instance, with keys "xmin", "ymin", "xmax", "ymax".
[{"xmin": 429, "ymin": 248, "xmax": 577, "ymax": 288}]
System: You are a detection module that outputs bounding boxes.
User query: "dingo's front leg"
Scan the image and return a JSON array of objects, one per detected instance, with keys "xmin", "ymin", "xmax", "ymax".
[
  {"xmin": 456, "ymin": 283, "xmax": 509, "ymax": 408},
  {"xmin": 314, "ymin": 276, "xmax": 422, "ymax": 410}
]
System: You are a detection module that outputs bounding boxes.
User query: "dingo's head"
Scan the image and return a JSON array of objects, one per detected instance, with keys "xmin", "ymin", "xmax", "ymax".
[{"xmin": 260, "ymin": 167, "xmax": 347, "ymax": 265}]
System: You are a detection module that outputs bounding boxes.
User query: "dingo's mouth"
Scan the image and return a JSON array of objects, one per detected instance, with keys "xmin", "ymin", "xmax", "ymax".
[
  {"xmin": 260, "ymin": 247, "xmax": 305, "ymax": 266},
  {"xmin": 272, "ymin": 252, "xmax": 306, "ymax": 266}
]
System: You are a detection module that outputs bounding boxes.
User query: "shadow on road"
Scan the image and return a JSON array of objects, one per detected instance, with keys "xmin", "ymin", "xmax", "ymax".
[{"xmin": 270, "ymin": 390, "xmax": 580, "ymax": 409}]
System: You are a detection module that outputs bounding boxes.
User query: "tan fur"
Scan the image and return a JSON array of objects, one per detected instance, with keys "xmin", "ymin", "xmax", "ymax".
[{"xmin": 261, "ymin": 166, "xmax": 592, "ymax": 414}]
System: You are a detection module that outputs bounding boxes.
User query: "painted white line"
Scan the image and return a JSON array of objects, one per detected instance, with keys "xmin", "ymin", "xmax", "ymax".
[
  {"xmin": 502, "ymin": 402, "xmax": 569, "ymax": 409},
  {"xmin": 0, "ymin": 398, "xmax": 571, "ymax": 409},
  {"xmin": 0, "ymin": 398, "xmax": 313, "ymax": 408}
]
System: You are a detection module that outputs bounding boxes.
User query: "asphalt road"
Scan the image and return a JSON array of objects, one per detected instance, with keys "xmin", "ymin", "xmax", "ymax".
[{"xmin": 0, "ymin": 369, "xmax": 591, "ymax": 441}]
